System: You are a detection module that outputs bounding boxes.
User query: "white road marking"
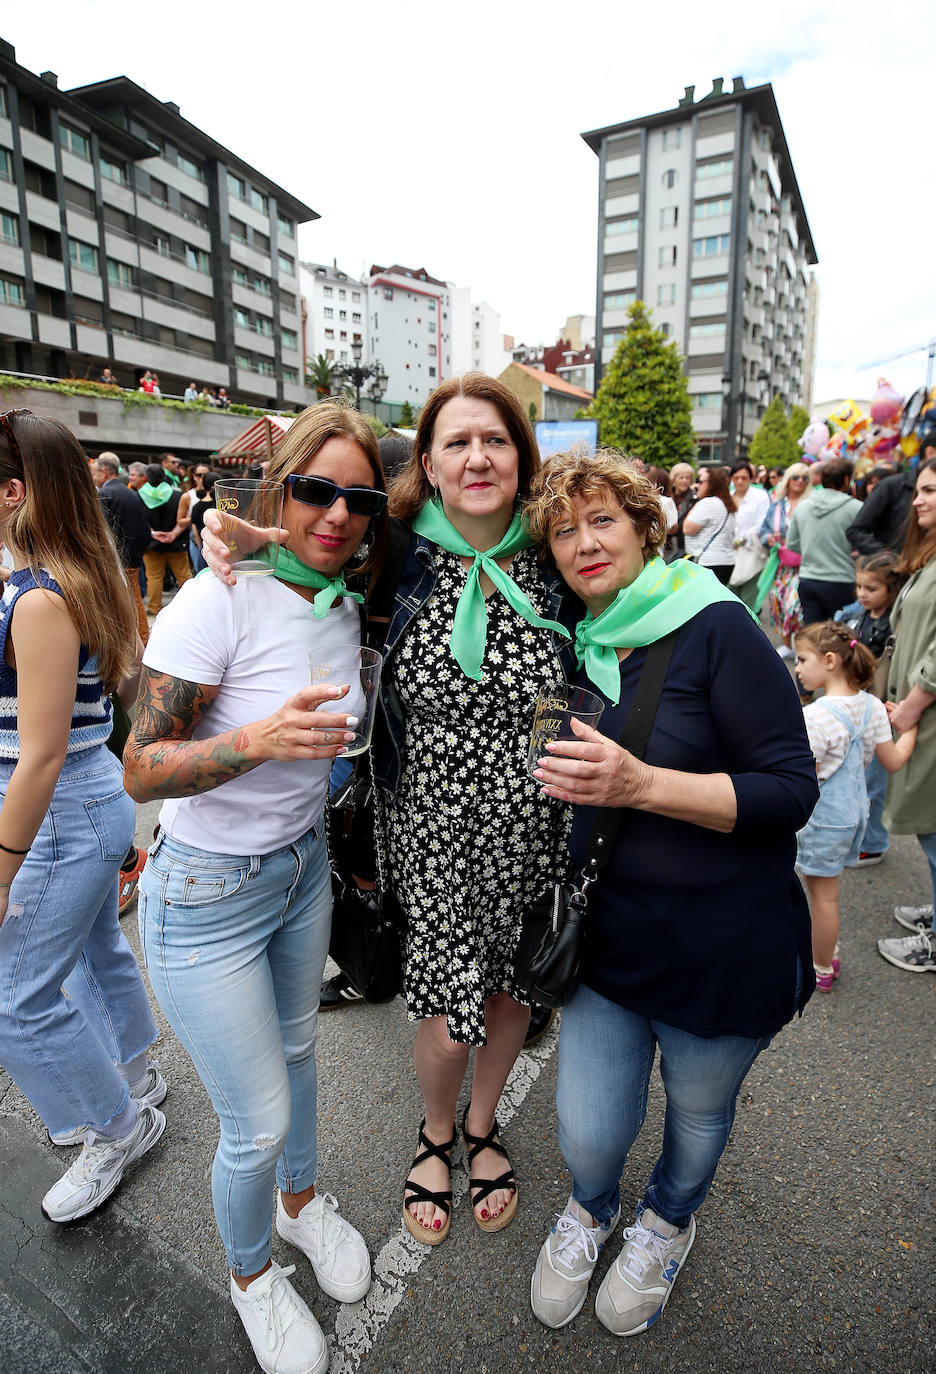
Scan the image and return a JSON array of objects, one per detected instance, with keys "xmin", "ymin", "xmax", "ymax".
[{"xmin": 326, "ymin": 1028, "xmax": 560, "ymax": 1373}]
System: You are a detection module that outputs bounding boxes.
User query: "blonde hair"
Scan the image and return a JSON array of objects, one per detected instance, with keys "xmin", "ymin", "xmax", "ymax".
[
  {"xmin": 525, "ymin": 449, "xmax": 667, "ymax": 559},
  {"xmin": 775, "ymin": 462, "xmax": 812, "ymax": 502},
  {"xmin": 0, "ymin": 410, "xmax": 136, "ymax": 690},
  {"xmin": 669, "ymin": 462, "xmax": 695, "ymax": 484}
]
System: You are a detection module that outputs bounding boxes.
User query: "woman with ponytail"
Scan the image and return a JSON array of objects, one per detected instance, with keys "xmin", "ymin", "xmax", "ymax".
[{"xmin": 0, "ymin": 408, "xmax": 166, "ymax": 1225}]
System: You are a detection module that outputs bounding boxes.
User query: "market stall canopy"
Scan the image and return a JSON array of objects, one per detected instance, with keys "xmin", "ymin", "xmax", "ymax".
[{"xmin": 213, "ymin": 415, "xmax": 294, "ymax": 467}]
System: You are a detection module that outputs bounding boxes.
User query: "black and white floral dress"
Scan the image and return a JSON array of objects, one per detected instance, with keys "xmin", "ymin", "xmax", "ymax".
[{"xmin": 385, "ymin": 546, "xmax": 570, "ymax": 1046}]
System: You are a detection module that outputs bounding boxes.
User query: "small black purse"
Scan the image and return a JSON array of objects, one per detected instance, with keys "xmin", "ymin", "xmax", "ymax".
[
  {"xmin": 513, "ymin": 631, "xmax": 679, "ymax": 1009},
  {"xmin": 326, "ymin": 766, "xmax": 404, "ymax": 1004}
]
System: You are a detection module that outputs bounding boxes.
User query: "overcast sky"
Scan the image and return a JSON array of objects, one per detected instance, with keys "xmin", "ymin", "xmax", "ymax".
[{"xmin": 6, "ymin": 0, "xmax": 934, "ymax": 412}]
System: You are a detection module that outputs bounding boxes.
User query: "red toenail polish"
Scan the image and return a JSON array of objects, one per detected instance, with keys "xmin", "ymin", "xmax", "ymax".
[
  {"xmin": 432, "ymin": 1219, "xmax": 441, "ymax": 1230},
  {"xmin": 480, "ymin": 1209, "xmax": 489, "ymax": 1219}
]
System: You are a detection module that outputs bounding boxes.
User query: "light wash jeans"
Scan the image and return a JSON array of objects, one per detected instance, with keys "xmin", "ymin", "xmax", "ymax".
[
  {"xmin": 917, "ymin": 832, "xmax": 936, "ymax": 929},
  {"xmin": 859, "ymin": 756, "xmax": 889, "ymax": 855},
  {"xmin": 0, "ymin": 745, "xmax": 157, "ymax": 1137},
  {"xmin": 556, "ymin": 983, "xmax": 771, "ymax": 1230},
  {"xmin": 138, "ymin": 823, "xmax": 332, "ymax": 1276}
]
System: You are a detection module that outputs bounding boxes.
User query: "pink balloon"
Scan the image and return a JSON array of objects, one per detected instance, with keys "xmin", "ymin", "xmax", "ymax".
[
  {"xmin": 799, "ymin": 420, "xmax": 830, "ymax": 457},
  {"xmin": 870, "ymin": 379, "xmax": 903, "ymax": 427}
]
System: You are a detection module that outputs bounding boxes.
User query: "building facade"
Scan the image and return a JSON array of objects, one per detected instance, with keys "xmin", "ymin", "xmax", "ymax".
[
  {"xmin": 299, "ymin": 261, "xmax": 367, "ymax": 377},
  {"xmin": 498, "ymin": 361, "xmax": 592, "ymax": 421},
  {"xmin": 367, "ymin": 264, "xmax": 451, "ymax": 407},
  {"xmin": 583, "ymin": 78, "xmax": 818, "ymax": 461},
  {"xmin": 0, "ymin": 40, "xmax": 316, "ymax": 409}
]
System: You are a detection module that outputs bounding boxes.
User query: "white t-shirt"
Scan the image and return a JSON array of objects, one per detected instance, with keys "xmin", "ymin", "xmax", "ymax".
[
  {"xmin": 803, "ymin": 691, "xmax": 892, "ymax": 781},
  {"xmin": 684, "ymin": 497, "xmax": 736, "ymax": 567},
  {"xmin": 659, "ymin": 494, "xmax": 678, "ymax": 533},
  {"xmin": 143, "ymin": 572, "xmax": 363, "ymax": 854},
  {"xmin": 734, "ymin": 486, "xmax": 770, "ymax": 543}
]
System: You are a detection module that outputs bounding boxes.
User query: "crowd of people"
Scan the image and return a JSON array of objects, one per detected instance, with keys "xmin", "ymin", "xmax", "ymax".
[{"xmin": 0, "ymin": 387, "xmax": 933, "ymax": 1374}]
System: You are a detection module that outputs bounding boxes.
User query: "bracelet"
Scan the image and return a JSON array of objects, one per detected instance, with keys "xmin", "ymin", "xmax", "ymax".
[
  {"xmin": 0, "ymin": 841, "xmax": 29, "ymax": 855},
  {"xmin": 0, "ymin": 880, "xmax": 11, "ymax": 888}
]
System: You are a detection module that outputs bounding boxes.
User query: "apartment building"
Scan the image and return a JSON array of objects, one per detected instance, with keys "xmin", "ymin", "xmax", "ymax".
[
  {"xmin": 368, "ymin": 264, "xmax": 451, "ymax": 407},
  {"xmin": 300, "ymin": 261, "xmax": 367, "ymax": 373},
  {"xmin": 0, "ymin": 40, "xmax": 316, "ymax": 409},
  {"xmin": 450, "ymin": 286, "xmax": 511, "ymax": 378},
  {"xmin": 583, "ymin": 78, "xmax": 818, "ymax": 461}
]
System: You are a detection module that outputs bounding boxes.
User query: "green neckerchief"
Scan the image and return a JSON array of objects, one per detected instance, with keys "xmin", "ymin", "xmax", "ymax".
[
  {"xmin": 574, "ymin": 555, "xmax": 755, "ymax": 704},
  {"xmin": 260, "ymin": 545, "xmax": 364, "ymax": 619},
  {"xmin": 754, "ymin": 545, "xmax": 780, "ymax": 614},
  {"xmin": 138, "ymin": 481, "xmax": 174, "ymax": 510},
  {"xmin": 411, "ymin": 502, "xmax": 568, "ymax": 680}
]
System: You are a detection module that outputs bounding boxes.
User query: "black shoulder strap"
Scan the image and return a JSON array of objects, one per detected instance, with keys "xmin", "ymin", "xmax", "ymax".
[{"xmin": 580, "ymin": 629, "xmax": 680, "ymax": 887}]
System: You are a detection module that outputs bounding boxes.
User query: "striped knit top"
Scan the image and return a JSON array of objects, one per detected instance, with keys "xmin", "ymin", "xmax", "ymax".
[{"xmin": 0, "ymin": 567, "xmax": 113, "ymax": 760}]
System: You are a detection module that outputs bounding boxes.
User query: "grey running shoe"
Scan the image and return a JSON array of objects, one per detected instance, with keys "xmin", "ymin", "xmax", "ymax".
[
  {"xmin": 595, "ymin": 1207, "xmax": 696, "ymax": 1336},
  {"xmin": 531, "ymin": 1196, "xmax": 621, "ymax": 1329},
  {"xmin": 877, "ymin": 929, "xmax": 936, "ymax": 973},
  {"xmin": 49, "ymin": 1063, "xmax": 168, "ymax": 1147},
  {"xmin": 41, "ymin": 1104, "xmax": 165, "ymax": 1222},
  {"xmin": 894, "ymin": 903, "xmax": 934, "ymax": 934},
  {"xmin": 230, "ymin": 1261, "xmax": 327, "ymax": 1374}
]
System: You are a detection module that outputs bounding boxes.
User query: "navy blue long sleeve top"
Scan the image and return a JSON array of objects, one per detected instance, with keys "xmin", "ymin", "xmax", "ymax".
[{"xmin": 568, "ymin": 602, "xmax": 818, "ymax": 1040}]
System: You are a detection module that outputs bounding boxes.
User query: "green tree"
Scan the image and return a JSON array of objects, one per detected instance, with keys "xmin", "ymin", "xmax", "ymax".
[
  {"xmin": 789, "ymin": 404, "xmax": 811, "ymax": 454},
  {"xmin": 529, "ymin": 402, "xmax": 538, "ymax": 425},
  {"xmin": 307, "ymin": 354, "xmax": 336, "ymax": 398},
  {"xmin": 588, "ymin": 301, "xmax": 695, "ymax": 465},
  {"xmin": 398, "ymin": 400, "xmax": 415, "ymax": 428},
  {"xmin": 749, "ymin": 395, "xmax": 800, "ymax": 467}
]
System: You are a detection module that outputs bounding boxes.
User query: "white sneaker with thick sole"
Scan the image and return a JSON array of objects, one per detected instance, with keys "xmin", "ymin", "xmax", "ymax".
[
  {"xmin": 49, "ymin": 1064, "xmax": 168, "ymax": 1147},
  {"xmin": 595, "ymin": 1207, "xmax": 696, "ymax": 1336},
  {"xmin": 530, "ymin": 1196, "xmax": 621, "ymax": 1329},
  {"xmin": 894, "ymin": 902, "xmax": 934, "ymax": 934},
  {"xmin": 276, "ymin": 1190, "xmax": 371, "ymax": 1303},
  {"xmin": 230, "ymin": 1261, "xmax": 328, "ymax": 1374},
  {"xmin": 41, "ymin": 1104, "xmax": 166, "ymax": 1222}
]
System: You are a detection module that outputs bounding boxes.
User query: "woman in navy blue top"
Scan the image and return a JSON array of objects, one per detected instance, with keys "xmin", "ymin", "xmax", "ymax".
[{"xmin": 523, "ymin": 450, "xmax": 817, "ymax": 1341}]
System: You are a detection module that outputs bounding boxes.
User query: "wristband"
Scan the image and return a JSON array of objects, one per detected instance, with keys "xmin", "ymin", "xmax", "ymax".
[{"xmin": 0, "ymin": 841, "xmax": 29, "ymax": 855}]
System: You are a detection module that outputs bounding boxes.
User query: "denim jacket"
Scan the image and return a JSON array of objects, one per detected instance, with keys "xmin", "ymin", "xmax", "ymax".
[{"xmin": 370, "ymin": 525, "xmax": 577, "ymax": 795}]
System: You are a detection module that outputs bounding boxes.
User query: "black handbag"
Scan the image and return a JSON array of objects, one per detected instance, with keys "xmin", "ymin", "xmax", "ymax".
[
  {"xmin": 326, "ymin": 766, "xmax": 404, "ymax": 1004},
  {"xmin": 512, "ymin": 631, "xmax": 679, "ymax": 1008}
]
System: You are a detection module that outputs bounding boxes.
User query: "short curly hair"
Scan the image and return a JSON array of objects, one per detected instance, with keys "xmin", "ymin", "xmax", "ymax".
[{"xmin": 525, "ymin": 449, "xmax": 668, "ymax": 560}]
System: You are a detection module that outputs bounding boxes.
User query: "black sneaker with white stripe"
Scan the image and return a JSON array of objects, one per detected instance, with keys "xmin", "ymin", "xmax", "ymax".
[{"xmin": 319, "ymin": 972, "xmax": 365, "ymax": 1010}]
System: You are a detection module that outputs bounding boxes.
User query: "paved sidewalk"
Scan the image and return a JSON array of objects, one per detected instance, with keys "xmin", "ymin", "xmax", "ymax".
[{"xmin": 0, "ymin": 805, "xmax": 932, "ymax": 1374}]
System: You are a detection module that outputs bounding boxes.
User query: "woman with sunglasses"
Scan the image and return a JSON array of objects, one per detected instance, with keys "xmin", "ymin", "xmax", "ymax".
[
  {"xmin": 756, "ymin": 463, "xmax": 812, "ymax": 659},
  {"xmin": 123, "ymin": 403, "xmax": 387, "ymax": 1374},
  {"xmin": 0, "ymin": 410, "xmax": 166, "ymax": 1223}
]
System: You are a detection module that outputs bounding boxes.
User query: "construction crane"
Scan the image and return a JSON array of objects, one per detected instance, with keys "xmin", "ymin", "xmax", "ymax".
[{"xmin": 858, "ymin": 338, "xmax": 936, "ymax": 389}]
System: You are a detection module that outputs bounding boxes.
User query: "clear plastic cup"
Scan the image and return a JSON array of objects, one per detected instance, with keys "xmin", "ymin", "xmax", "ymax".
[
  {"xmin": 214, "ymin": 478, "xmax": 285, "ymax": 577},
  {"xmin": 308, "ymin": 646, "xmax": 384, "ymax": 756},
  {"xmin": 527, "ymin": 684, "xmax": 605, "ymax": 778}
]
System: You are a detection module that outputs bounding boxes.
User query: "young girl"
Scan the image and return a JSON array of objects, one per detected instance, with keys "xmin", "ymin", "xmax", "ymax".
[
  {"xmin": 0, "ymin": 408, "xmax": 166, "ymax": 1222},
  {"xmin": 794, "ymin": 621, "xmax": 916, "ymax": 991}
]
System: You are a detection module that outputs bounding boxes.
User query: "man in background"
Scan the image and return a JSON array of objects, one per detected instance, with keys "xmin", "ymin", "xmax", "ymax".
[{"xmin": 91, "ymin": 452, "xmax": 151, "ymax": 644}]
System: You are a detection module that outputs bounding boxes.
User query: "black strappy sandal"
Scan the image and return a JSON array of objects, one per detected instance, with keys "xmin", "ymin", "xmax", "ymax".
[
  {"xmin": 402, "ymin": 1118, "xmax": 457, "ymax": 1245},
  {"xmin": 461, "ymin": 1103, "xmax": 518, "ymax": 1233}
]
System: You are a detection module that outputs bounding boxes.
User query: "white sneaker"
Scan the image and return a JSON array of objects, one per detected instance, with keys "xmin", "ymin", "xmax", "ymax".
[
  {"xmin": 49, "ymin": 1063, "xmax": 168, "ymax": 1147},
  {"xmin": 776, "ymin": 644, "xmax": 795, "ymax": 661},
  {"xmin": 595, "ymin": 1206, "xmax": 696, "ymax": 1336},
  {"xmin": 894, "ymin": 902, "xmax": 934, "ymax": 934},
  {"xmin": 276, "ymin": 1190, "xmax": 371, "ymax": 1303},
  {"xmin": 41, "ymin": 1104, "xmax": 166, "ymax": 1222},
  {"xmin": 530, "ymin": 1196, "xmax": 621, "ymax": 1329},
  {"xmin": 230, "ymin": 1261, "xmax": 328, "ymax": 1374}
]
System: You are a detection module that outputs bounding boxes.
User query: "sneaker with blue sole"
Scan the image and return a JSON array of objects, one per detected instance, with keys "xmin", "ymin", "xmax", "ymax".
[
  {"xmin": 530, "ymin": 1196, "xmax": 621, "ymax": 1329},
  {"xmin": 595, "ymin": 1206, "xmax": 696, "ymax": 1336}
]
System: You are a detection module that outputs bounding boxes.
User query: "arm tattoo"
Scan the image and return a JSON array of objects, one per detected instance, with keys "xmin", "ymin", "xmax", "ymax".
[{"xmin": 124, "ymin": 667, "xmax": 260, "ymax": 800}]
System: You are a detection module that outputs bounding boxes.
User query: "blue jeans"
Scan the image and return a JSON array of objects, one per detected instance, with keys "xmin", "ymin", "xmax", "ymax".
[
  {"xmin": 556, "ymin": 983, "xmax": 770, "ymax": 1229},
  {"xmin": 860, "ymin": 756, "xmax": 889, "ymax": 854},
  {"xmin": 0, "ymin": 746, "xmax": 156, "ymax": 1137},
  {"xmin": 917, "ymin": 832, "xmax": 936, "ymax": 929},
  {"xmin": 139, "ymin": 823, "xmax": 332, "ymax": 1275}
]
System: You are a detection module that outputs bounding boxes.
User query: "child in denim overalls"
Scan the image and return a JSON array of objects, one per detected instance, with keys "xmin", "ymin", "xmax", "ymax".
[{"xmin": 794, "ymin": 622, "xmax": 917, "ymax": 991}]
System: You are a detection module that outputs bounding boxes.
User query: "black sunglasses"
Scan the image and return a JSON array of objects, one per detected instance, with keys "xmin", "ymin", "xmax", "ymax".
[{"xmin": 286, "ymin": 473, "xmax": 387, "ymax": 518}]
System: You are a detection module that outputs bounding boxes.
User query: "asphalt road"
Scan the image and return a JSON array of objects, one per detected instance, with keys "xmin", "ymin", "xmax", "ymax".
[{"xmin": 1, "ymin": 800, "xmax": 933, "ymax": 1374}]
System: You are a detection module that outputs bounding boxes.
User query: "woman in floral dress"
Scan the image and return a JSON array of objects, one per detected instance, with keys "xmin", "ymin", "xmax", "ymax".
[{"xmin": 758, "ymin": 462, "xmax": 811, "ymax": 654}]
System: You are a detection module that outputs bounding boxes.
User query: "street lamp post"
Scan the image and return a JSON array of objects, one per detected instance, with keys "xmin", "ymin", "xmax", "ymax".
[{"xmin": 331, "ymin": 338, "xmax": 388, "ymax": 414}]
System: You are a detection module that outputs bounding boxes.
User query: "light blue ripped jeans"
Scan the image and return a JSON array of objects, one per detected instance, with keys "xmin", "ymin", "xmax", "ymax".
[{"xmin": 138, "ymin": 822, "xmax": 331, "ymax": 1276}]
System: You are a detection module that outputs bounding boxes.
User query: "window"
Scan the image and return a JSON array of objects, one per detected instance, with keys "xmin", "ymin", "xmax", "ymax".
[
  {"xmin": 604, "ymin": 290, "xmax": 636, "ymax": 309},
  {"xmin": 249, "ymin": 186, "xmax": 268, "ymax": 214},
  {"xmin": 0, "ymin": 85, "xmax": 6, "ymax": 118},
  {"xmin": 1, "ymin": 212, "xmax": 19, "ymax": 246},
  {"xmin": 428, "ymin": 320, "xmax": 436, "ymax": 334},
  {"xmin": 352, "ymin": 312, "xmax": 361, "ymax": 323},
  {"xmin": 283, "ymin": 366, "xmax": 298, "ymax": 384},
  {"xmin": 689, "ymin": 322, "xmax": 726, "ymax": 337},
  {"xmin": 427, "ymin": 298, "xmax": 435, "ymax": 310},
  {"xmin": 60, "ymin": 124, "xmax": 90, "ymax": 160},
  {"xmin": 256, "ymin": 316, "xmax": 273, "ymax": 337},
  {"xmin": 228, "ymin": 172, "xmax": 245, "ymax": 199},
  {"xmin": 696, "ymin": 158, "xmax": 733, "ymax": 179},
  {"xmin": 253, "ymin": 275, "xmax": 271, "ymax": 296},
  {"xmin": 606, "ymin": 215, "xmax": 638, "ymax": 237},
  {"xmin": 661, "ymin": 168, "xmax": 678, "ymax": 188},
  {"xmin": 0, "ymin": 276, "xmax": 25, "ymax": 307},
  {"xmin": 657, "ymin": 283, "xmax": 676, "ymax": 306},
  {"xmin": 338, "ymin": 289, "xmax": 346, "ymax": 299},
  {"xmin": 235, "ymin": 351, "xmax": 253, "ymax": 369},
  {"xmin": 660, "ymin": 322, "xmax": 672, "ymax": 338},
  {"xmin": 277, "ymin": 214, "xmax": 293, "ymax": 238},
  {"xmin": 323, "ymin": 285, "xmax": 333, "ymax": 296},
  {"xmin": 185, "ymin": 245, "xmax": 211, "ymax": 274},
  {"xmin": 324, "ymin": 307, "xmax": 334, "ymax": 318},
  {"xmin": 230, "ymin": 217, "xmax": 247, "ymax": 244},
  {"xmin": 234, "ymin": 307, "xmax": 250, "ymax": 328},
  {"xmin": 278, "ymin": 252, "xmax": 294, "ymax": 276},
  {"xmin": 253, "ymin": 228, "xmax": 270, "ymax": 253},
  {"xmin": 429, "ymin": 366, "xmax": 436, "ymax": 378},
  {"xmin": 0, "ymin": 149, "xmax": 12, "ymax": 183},
  {"xmin": 106, "ymin": 259, "xmax": 134, "ymax": 288},
  {"xmin": 428, "ymin": 344, "xmax": 437, "ymax": 357},
  {"xmin": 100, "ymin": 156, "xmax": 126, "ymax": 185},
  {"xmin": 603, "ymin": 330, "xmax": 625, "ymax": 349},
  {"xmin": 324, "ymin": 327, "xmax": 334, "ymax": 339},
  {"xmin": 352, "ymin": 291, "xmax": 361, "ymax": 303},
  {"xmin": 658, "ymin": 245, "xmax": 677, "ymax": 267},
  {"xmin": 660, "ymin": 206, "xmax": 678, "ymax": 229},
  {"xmin": 67, "ymin": 237, "xmax": 98, "ymax": 272},
  {"xmin": 257, "ymin": 358, "xmax": 275, "ymax": 376},
  {"xmin": 384, "ymin": 287, "xmax": 393, "ymax": 299},
  {"xmin": 231, "ymin": 265, "xmax": 249, "ymax": 286},
  {"xmin": 759, "ymin": 129, "xmax": 770, "ymax": 150},
  {"xmin": 282, "ymin": 328, "xmax": 298, "ymax": 350},
  {"xmin": 691, "ymin": 279, "xmax": 727, "ymax": 299},
  {"xmin": 663, "ymin": 128, "xmax": 681, "ymax": 150},
  {"xmin": 325, "ymin": 348, "xmax": 334, "ymax": 360},
  {"xmin": 693, "ymin": 393, "xmax": 722, "ymax": 409},
  {"xmin": 153, "ymin": 233, "xmax": 172, "ymax": 257},
  {"xmin": 176, "ymin": 152, "xmax": 204, "ymax": 181},
  {"xmin": 339, "ymin": 309, "xmax": 347, "ymax": 320},
  {"xmin": 693, "ymin": 234, "xmax": 731, "ymax": 258},
  {"xmin": 340, "ymin": 330, "xmax": 347, "ymax": 340},
  {"xmin": 695, "ymin": 197, "xmax": 732, "ymax": 219}
]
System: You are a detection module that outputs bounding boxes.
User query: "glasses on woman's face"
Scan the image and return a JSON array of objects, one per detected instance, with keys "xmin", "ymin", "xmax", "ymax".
[
  {"xmin": 286, "ymin": 473, "xmax": 388, "ymax": 518},
  {"xmin": 789, "ymin": 475, "xmax": 808, "ymax": 483}
]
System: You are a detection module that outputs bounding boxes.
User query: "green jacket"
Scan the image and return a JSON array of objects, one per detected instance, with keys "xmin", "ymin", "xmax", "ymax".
[
  {"xmin": 786, "ymin": 488, "xmax": 863, "ymax": 583},
  {"xmin": 884, "ymin": 556, "xmax": 936, "ymax": 834}
]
